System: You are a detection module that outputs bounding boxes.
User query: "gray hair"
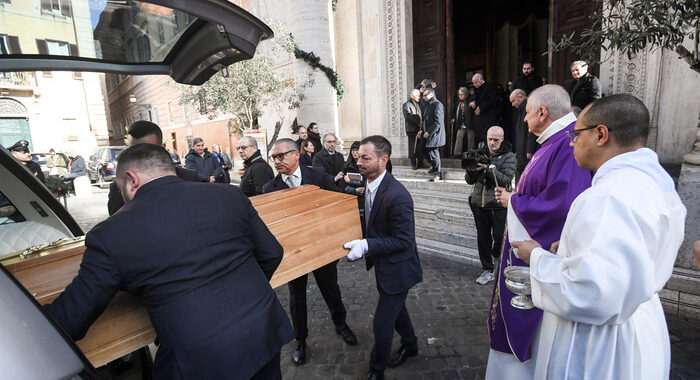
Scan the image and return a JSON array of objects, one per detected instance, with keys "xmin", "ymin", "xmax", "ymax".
[
  {"xmin": 192, "ymin": 137, "xmax": 204, "ymax": 145},
  {"xmin": 273, "ymin": 138, "xmax": 298, "ymax": 152},
  {"xmin": 570, "ymin": 60, "xmax": 588, "ymax": 69},
  {"xmin": 457, "ymin": 87, "xmax": 468, "ymax": 95},
  {"xmin": 410, "ymin": 89, "xmax": 421, "ymax": 97},
  {"xmin": 528, "ymin": 84, "xmax": 571, "ymax": 121},
  {"xmin": 323, "ymin": 133, "xmax": 337, "ymax": 142},
  {"xmin": 240, "ymin": 135, "xmax": 258, "ymax": 148},
  {"xmin": 472, "ymin": 73, "xmax": 484, "ymax": 81},
  {"xmin": 510, "ymin": 89, "xmax": 527, "ymax": 99}
]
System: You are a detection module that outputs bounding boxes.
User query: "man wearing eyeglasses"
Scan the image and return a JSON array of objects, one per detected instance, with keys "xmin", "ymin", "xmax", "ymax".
[
  {"xmin": 262, "ymin": 138, "xmax": 358, "ymax": 366},
  {"xmin": 312, "ymin": 133, "xmax": 345, "ymax": 186},
  {"xmin": 511, "ymin": 94, "xmax": 685, "ymax": 380},
  {"xmin": 237, "ymin": 136, "xmax": 273, "ymax": 197},
  {"xmin": 8, "ymin": 139, "xmax": 45, "ymax": 183},
  {"xmin": 484, "ymin": 84, "xmax": 592, "ymax": 379}
]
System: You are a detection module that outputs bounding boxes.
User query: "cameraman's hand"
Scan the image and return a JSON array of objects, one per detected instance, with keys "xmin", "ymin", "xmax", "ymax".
[
  {"xmin": 495, "ymin": 187, "xmax": 513, "ymax": 208},
  {"xmin": 355, "ymin": 187, "xmax": 365, "ymax": 195},
  {"xmin": 475, "ymin": 163, "xmax": 488, "ymax": 171}
]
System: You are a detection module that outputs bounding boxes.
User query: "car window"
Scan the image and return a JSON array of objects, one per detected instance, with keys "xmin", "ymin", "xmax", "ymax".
[
  {"xmin": 0, "ymin": 190, "xmax": 25, "ymax": 225},
  {"xmin": 110, "ymin": 148, "xmax": 126, "ymax": 160}
]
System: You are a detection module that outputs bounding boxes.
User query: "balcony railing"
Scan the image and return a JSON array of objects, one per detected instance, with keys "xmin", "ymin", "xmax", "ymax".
[{"xmin": 0, "ymin": 72, "xmax": 36, "ymax": 88}]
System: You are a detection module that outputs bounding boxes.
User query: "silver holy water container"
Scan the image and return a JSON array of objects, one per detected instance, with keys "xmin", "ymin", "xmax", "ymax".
[{"xmin": 503, "ymin": 266, "xmax": 534, "ymax": 310}]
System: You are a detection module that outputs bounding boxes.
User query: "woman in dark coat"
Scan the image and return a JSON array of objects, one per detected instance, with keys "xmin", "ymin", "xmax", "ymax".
[{"xmin": 299, "ymin": 139, "xmax": 315, "ymax": 167}]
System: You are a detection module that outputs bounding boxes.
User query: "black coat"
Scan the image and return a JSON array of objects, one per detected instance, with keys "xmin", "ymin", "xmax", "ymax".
[
  {"xmin": 465, "ymin": 141, "xmax": 517, "ymax": 209},
  {"xmin": 307, "ymin": 131, "xmax": 323, "ymax": 154},
  {"xmin": 46, "ymin": 177, "xmax": 293, "ymax": 380},
  {"xmin": 568, "ymin": 73, "xmax": 602, "ymax": 109},
  {"xmin": 107, "ymin": 166, "xmax": 202, "ymax": 215},
  {"xmin": 262, "ymin": 165, "xmax": 338, "ymax": 194},
  {"xmin": 512, "ymin": 73, "xmax": 543, "ymax": 95},
  {"xmin": 473, "ymin": 81, "xmax": 501, "ymax": 142},
  {"xmin": 299, "ymin": 152, "xmax": 314, "ymax": 167},
  {"xmin": 423, "ymin": 97, "xmax": 446, "ymax": 148},
  {"xmin": 402, "ymin": 99, "xmax": 421, "ymax": 134},
  {"xmin": 514, "ymin": 99, "xmax": 540, "ymax": 168},
  {"xmin": 240, "ymin": 150, "xmax": 274, "ymax": 197},
  {"xmin": 312, "ymin": 148, "xmax": 345, "ymax": 177},
  {"xmin": 364, "ymin": 172, "xmax": 423, "ymax": 294},
  {"xmin": 185, "ymin": 149, "xmax": 222, "ymax": 182}
]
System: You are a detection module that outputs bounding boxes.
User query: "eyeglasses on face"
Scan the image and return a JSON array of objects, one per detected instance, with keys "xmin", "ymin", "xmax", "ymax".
[
  {"xmin": 269, "ymin": 150, "xmax": 295, "ymax": 161},
  {"xmin": 235, "ymin": 145, "xmax": 254, "ymax": 151},
  {"xmin": 566, "ymin": 125, "xmax": 613, "ymax": 143}
]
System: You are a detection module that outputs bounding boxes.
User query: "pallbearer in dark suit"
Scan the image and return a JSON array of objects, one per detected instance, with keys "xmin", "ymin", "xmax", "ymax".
[
  {"xmin": 46, "ymin": 144, "xmax": 293, "ymax": 380},
  {"xmin": 344, "ymin": 135, "xmax": 423, "ymax": 380},
  {"xmin": 262, "ymin": 138, "xmax": 358, "ymax": 366}
]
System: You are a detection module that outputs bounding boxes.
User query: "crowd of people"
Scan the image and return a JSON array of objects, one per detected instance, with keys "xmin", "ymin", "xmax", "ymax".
[{"xmin": 5, "ymin": 58, "xmax": 692, "ymax": 380}]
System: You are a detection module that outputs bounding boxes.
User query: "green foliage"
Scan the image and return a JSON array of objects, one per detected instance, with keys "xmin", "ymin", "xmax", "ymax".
[
  {"xmin": 332, "ymin": 0, "xmax": 338, "ymax": 12},
  {"xmin": 292, "ymin": 37, "xmax": 345, "ymax": 103},
  {"xmin": 551, "ymin": 0, "xmax": 699, "ymax": 72},
  {"xmin": 179, "ymin": 24, "xmax": 313, "ymax": 135}
]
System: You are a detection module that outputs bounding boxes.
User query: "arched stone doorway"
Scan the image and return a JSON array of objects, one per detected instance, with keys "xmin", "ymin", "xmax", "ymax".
[{"xmin": 0, "ymin": 98, "xmax": 31, "ymax": 149}]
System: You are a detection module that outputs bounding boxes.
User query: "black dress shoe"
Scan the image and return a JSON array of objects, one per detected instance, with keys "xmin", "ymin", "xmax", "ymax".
[
  {"xmin": 335, "ymin": 323, "xmax": 358, "ymax": 345},
  {"xmin": 427, "ymin": 167, "xmax": 437, "ymax": 174},
  {"xmin": 388, "ymin": 344, "xmax": 418, "ymax": 368},
  {"xmin": 366, "ymin": 371, "xmax": 384, "ymax": 380},
  {"xmin": 292, "ymin": 339, "xmax": 306, "ymax": 366}
]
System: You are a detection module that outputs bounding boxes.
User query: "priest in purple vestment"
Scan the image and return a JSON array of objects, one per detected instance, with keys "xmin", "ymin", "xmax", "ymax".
[{"xmin": 484, "ymin": 84, "xmax": 593, "ymax": 379}]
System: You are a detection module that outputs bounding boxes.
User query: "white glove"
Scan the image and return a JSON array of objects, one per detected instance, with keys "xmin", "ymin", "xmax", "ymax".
[{"xmin": 344, "ymin": 239, "xmax": 367, "ymax": 261}]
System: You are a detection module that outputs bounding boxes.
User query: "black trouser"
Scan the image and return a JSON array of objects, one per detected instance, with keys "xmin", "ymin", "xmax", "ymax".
[
  {"xmin": 415, "ymin": 137, "xmax": 426, "ymax": 168},
  {"xmin": 407, "ymin": 132, "xmax": 417, "ymax": 167},
  {"xmin": 515, "ymin": 163, "xmax": 527, "ymax": 186},
  {"xmin": 469, "ymin": 202, "xmax": 506, "ymax": 271},
  {"xmin": 288, "ymin": 260, "xmax": 347, "ymax": 340},
  {"xmin": 249, "ymin": 352, "xmax": 281, "ymax": 380},
  {"xmin": 369, "ymin": 286, "xmax": 417, "ymax": 375},
  {"xmin": 426, "ymin": 147, "xmax": 441, "ymax": 173}
]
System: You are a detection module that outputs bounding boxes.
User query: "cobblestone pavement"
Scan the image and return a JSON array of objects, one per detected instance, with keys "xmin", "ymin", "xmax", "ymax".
[{"xmin": 69, "ymin": 187, "xmax": 700, "ymax": 380}]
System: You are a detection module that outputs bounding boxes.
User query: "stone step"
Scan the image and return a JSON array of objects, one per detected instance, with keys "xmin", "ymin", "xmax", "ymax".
[
  {"xmin": 392, "ymin": 166, "xmax": 466, "ymax": 181},
  {"xmin": 397, "ymin": 177, "xmax": 473, "ymax": 194},
  {"xmin": 414, "ymin": 211, "xmax": 475, "ymax": 235},
  {"xmin": 416, "ymin": 236, "xmax": 481, "ymax": 266},
  {"xmin": 409, "ymin": 188, "xmax": 471, "ymax": 211},
  {"xmin": 415, "ymin": 225, "xmax": 477, "ymax": 250},
  {"xmin": 414, "ymin": 206, "xmax": 473, "ymax": 225}
]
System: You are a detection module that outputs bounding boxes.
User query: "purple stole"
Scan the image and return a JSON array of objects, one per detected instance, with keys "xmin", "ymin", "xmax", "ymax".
[{"xmin": 487, "ymin": 121, "xmax": 592, "ymax": 361}]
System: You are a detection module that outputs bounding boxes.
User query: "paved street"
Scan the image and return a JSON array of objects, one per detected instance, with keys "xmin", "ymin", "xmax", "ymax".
[{"xmin": 66, "ymin": 184, "xmax": 700, "ymax": 380}]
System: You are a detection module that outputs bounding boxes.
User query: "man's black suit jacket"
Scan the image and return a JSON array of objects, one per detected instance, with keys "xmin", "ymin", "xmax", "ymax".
[
  {"xmin": 262, "ymin": 165, "xmax": 339, "ymax": 193},
  {"xmin": 107, "ymin": 166, "xmax": 202, "ymax": 215},
  {"xmin": 47, "ymin": 176, "xmax": 293, "ymax": 380},
  {"xmin": 364, "ymin": 172, "xmax": 423, "ymax": 295}
]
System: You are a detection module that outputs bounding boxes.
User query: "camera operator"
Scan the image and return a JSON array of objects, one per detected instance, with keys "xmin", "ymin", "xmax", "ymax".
[{"xmin": 465, "ymin": 126, "xmax": 516, "ymax": 285}]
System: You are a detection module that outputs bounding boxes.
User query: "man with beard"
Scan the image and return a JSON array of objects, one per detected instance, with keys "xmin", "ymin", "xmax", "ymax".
[
  {"xmin": 237, "ymin": 136, "xmax": 274, "ymax": 197},
  {"xmin": 185, "ymin": 137, "xmax": 222, "ymax": 183},
  {"xmin": 512, "ymin": 61, "xmax": 544, "ymax": 95},
  {"xmin": 344, "ymin": 135, "xmax": 423, "ymax": 380},
  {"xmin": 262, "ymin": 139, "xmax": 358, "ymax": 366},
  {"xmin": 313, "ymin": 133, "xmax": 346, "ymax": 185}
]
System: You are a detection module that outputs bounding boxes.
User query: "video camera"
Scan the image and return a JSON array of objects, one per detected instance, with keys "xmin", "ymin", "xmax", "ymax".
[{"xmin": 460, "ymin": 148, "xmax": 491, "ymax": 171}]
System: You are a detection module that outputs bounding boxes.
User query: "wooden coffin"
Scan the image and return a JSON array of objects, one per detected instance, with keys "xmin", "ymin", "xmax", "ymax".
[{"xmin": 1, "ymin": 185, "xmax": 361, "ymax": 367}]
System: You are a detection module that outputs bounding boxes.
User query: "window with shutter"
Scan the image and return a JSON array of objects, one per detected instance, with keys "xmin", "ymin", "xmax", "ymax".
[{"xmin": 8, "ymin": 36, "xmax": 21, "ymax": 54}]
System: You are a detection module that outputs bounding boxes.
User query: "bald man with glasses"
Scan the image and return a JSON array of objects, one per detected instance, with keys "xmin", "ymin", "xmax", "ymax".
[
  {"xmin": 237, "ymin": 136, "xmax": 274, "ymax": 197},
  {"xmin": 262, "ymin": 138, "xmax": 358, "ymax": 366}
]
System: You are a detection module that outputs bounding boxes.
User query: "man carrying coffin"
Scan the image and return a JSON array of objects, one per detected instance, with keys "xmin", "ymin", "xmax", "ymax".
[
  {"xmin": 46, "ymin": 144, "xmax": 293, "ymax": 379},
  {"xmin": 485, "ymin": 85, "xmax": 592, "ymax": 379},
  {"xmin": 344, "ymin": 135, "xmax": 423, "ymax": 380},
  {"xmin": 512, "ymin": 94, "xmax": 686, "ymax": 379},
  {"xmin": 262, "ymin": 138, "xmax": 358, "ymax": 366}
]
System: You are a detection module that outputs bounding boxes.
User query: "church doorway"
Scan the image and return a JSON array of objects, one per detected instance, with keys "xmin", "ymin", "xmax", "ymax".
[{"xmin": 412, "ymin": 0, "xmax": 597, "ymax": 155}]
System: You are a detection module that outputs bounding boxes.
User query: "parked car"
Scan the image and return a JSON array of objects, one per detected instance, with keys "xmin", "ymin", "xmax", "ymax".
[
  {"xmin": 87, "ymin": 146, "xmax": 127, "ymax": 188},
  {"xmin": 31, "ymin": 152, "xmax": 70, "ymax": 178},
  {"xmin": 0, "ymin": 0, "xmax": 272, "ymax": 378}
]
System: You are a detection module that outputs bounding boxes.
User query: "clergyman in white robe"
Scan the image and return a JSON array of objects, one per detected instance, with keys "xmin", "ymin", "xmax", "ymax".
[{"xmin": 528, "ymin": 147, "xmax": 686, "ymax": 379}]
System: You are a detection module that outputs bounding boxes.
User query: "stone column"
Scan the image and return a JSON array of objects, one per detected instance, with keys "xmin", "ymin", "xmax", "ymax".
[
  {"xmin": 334, "ymin": 0, "xmax": 364, "ymax": 145},
  {"xmin": 289, "ymin": 0, "xmax": 339, "ymax": 139},
  {"xmin": 677, "ymin": 125, "xmax": 700, "ymax": 269}
]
